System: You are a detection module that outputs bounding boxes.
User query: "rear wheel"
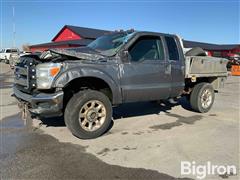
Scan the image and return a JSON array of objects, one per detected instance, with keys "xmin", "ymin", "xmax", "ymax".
[
  {"xmin": 64, "ymin": 90, "xmax": 112, "ymax": 139},
  {"xmin": 190, "ymin": 83, "xmax": 215, "ymax": 113}
]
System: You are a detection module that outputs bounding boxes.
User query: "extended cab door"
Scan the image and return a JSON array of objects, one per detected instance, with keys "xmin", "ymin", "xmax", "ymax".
[
  {"xmin": 120, "ymin": 35, "xmax": 172, "ymax": 102},
  {"xmin": 164, "ymin": 36, "xmax": 185, "ymax": 97}
]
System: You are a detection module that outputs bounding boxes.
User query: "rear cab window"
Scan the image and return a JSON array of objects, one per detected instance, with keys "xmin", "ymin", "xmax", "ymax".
[
  {"xmin": 11, "ymin": 49, "xmax": 18, "ymax": 53},
  {"xmin": 165, "ymin": 36, "xmax": 179, "ymax": 61}
]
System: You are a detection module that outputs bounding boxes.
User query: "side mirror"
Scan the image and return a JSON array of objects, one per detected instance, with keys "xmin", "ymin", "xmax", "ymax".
[{"xmin": 121, "ymin": 50, "xmax": 130, "ymax": 63}]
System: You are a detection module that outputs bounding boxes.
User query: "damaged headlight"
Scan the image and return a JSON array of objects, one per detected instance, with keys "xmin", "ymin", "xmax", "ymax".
[{"xmin": 36, "ymin": 63, "xmax": 62, "ymax": 89}]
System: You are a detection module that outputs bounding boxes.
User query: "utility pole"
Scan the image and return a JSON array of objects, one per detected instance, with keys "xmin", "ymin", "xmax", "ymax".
[{"xmin": 12, "ymin": 6, "xmax": 16, "ymax": 48}]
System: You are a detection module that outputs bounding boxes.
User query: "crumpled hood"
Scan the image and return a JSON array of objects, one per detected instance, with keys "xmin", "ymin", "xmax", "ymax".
[{"xmin": 44, "ymin": 47, "xmax": 105, "ymax": 61}]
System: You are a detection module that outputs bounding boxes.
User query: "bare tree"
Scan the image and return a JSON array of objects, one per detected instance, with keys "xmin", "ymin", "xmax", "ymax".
[{"xmin": 22, "ymin": 43, "xmax": 30, "ymax": 52}]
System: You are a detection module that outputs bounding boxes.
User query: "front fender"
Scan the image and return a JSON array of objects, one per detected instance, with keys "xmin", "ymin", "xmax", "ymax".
[{"xmin": 52, "ymin": 66, "xmax": 122, "ymax": 104}]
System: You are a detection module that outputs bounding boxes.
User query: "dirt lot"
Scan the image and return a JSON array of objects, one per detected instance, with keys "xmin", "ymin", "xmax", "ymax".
[{"xmin": 0, "ymin": 63, "xmax": 239, "ymax": 179}]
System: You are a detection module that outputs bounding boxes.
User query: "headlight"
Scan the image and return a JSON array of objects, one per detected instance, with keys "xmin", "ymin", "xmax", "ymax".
[{"xmin": 36, "ymin": 63, "xmax": 62, "ymax": 89}]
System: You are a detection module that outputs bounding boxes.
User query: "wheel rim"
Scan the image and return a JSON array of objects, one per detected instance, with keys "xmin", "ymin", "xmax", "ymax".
[
  {"xmin": 200, "ymin": 89, "xmax": 212, "ymax": 109},
  {"xmin": 79, "ymin": 100, "xmax": 106, "ymax": 132}
]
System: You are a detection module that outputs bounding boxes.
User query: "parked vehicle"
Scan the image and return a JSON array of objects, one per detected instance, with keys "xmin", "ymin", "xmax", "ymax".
[
  {"xmin": 13, "ymin": 30, "xmax": 228, "ymax": 139},
  {"xmin": 19, "ymin": 51, "xmax": 32, "ymax": 57},
  {"xmin": 226, "ymin": 53, "xmax": 240, "ymax": 71},
  {"xmin": 0, "ymin": 48, "xmax": 19, "ymax": 64},
  {"xmin": 9, "ymin": 51, "xmax": 35, "ymax": 69},
  {"xmin": 9, "ymin": 53, "xmax": 20, "ymax": 69}
]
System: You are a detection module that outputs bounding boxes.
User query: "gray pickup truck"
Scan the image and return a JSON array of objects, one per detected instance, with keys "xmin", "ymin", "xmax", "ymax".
[{"xmin": 13, "ymin": 30, "xmax": 228, "ymax": 139}]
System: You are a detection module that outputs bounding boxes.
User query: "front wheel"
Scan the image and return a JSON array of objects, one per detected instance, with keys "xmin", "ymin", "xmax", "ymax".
[
  {"xmin": 190, "ymin": 83, "xmax": 215, "ymax": 113},
  {"xmin": 64, "ymin": 90, "xmax": 112, "ymax": 139}
]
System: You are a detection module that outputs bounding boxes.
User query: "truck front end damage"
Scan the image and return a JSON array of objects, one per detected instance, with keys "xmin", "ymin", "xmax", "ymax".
[
  {"xmin": 12, "ymin": 47, "xmax": 106, "ymax": 118},
  {"xmin": 12, "ymin": 55, "xmax": 64, "ymax": 117}
]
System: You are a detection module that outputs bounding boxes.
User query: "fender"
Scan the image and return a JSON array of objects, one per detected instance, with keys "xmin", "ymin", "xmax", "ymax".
[{"xmin": 52, "ymin": 65, "xmax": 122, "ymax": 105}]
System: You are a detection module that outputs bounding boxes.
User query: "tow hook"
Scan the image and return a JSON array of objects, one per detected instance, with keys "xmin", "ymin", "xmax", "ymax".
[
  {"xmin": 21, "ymin": 104, "xmax": 28, "ymax": 122},
  {"xmin": 16, "ymin": 101, "xmax": 29, "ymax": 124}
]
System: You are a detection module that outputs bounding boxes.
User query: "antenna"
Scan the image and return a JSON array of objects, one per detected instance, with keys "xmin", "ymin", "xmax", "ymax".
[{"xmin": 12, "ymin": 6, "xmax": 16, "ymax": 48}]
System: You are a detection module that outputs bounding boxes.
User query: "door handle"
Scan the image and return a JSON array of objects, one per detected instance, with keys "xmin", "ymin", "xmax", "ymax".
[{"xmin": 165, "ymin": 63, "xmax": 171, "ymax": 75}]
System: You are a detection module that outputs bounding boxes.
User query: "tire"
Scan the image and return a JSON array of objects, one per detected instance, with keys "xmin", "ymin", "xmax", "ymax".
[
  {"xmin": 190, "ymin": 83, "xmax": 215, "ymax": 113},
  {"xmin": 64, "ymin": 90, "xmax": 112, "ymax": 139},
  {"xmin": 4, "ymin": 59, "xmax": 9, "ymax": 64},
  {"xmin": 185, "ymin": 47, "xmax": 207, "ymax": 56}
]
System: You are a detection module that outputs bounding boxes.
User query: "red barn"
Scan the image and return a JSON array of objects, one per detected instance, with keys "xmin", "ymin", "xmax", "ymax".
[{"xmin": 29, "ymin": 25, "xmax": 109, "ymax": 52}]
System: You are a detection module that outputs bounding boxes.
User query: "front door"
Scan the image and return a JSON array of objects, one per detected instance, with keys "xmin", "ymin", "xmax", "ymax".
[{"xmin": 120, "ymin": 35, "xmax": 171, "ymax": 102}]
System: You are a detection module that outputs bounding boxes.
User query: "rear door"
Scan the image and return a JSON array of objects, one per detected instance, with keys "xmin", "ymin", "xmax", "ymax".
[
  {"xmin": 120, "ymin": 35, "xmax": 171, "ymax": 102},
  {"xmin": 164, "ymin": 36, "xmax": 185, "ymax": 97}
]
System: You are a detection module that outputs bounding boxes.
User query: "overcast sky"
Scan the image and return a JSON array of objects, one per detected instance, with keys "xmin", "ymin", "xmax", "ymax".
[{"xmin": 0, "ymin": 0, "xmax": 239, "ymax": 49}]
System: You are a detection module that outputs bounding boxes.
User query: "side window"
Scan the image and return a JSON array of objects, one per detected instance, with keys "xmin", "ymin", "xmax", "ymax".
[
  {"xmin": 6, "ymin": 49, "xmax": 11, "ymax": 53},
  {"xmin": 128, "ymin": 36, "xmax": 164, "ymax": 62},
  {"xmin": 165, "ymin": 36, "xmax": 179, "ymax": 60}
]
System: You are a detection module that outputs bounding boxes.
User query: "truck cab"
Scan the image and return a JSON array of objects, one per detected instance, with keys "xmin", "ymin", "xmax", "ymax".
[
  {"xmin": 117, "ymin": 32, "xmax": 185, "ymax": 102},
  {"xmin": 0, "ymin": 48, "xmax": 19, "ymax": 64}
]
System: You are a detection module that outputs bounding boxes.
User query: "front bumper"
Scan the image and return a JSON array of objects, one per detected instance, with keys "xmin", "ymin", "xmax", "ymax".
[{"xmin": 13, "ymin": 85, "xmax": 64, "ymax": 117}]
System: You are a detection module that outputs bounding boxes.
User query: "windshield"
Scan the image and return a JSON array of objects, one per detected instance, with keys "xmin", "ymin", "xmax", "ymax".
[{"xmin": 88, "ymin": 31, "xmax": 135, "ymax": 56}]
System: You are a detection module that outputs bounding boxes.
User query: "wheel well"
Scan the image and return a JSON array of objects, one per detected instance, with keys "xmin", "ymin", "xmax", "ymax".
[
  {"xmin": 62, "ymin": 77, "xmax": 113, "ymax": 109},
  {"xmin": 184, "ymin": 77, "xmax": 217, "ymax": 94}
]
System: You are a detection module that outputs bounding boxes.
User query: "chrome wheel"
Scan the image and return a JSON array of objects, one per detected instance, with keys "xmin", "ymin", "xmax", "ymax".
[
  {"xmin": 200, "ymin": 89, "xmax": 212, "ymax": 109},
  {"xmin": 79, "ymin": 100, "xmax": 106, "ymax": 132}
]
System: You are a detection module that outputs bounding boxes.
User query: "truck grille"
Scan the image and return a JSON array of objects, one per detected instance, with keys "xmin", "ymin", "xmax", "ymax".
[
  {"xmin": 15, "ymin": 66, "xmax": 29, "ymax": 88},
  {"xmin": 14, "ymin": 56, "xmax": 37, "ymax": 93}
]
